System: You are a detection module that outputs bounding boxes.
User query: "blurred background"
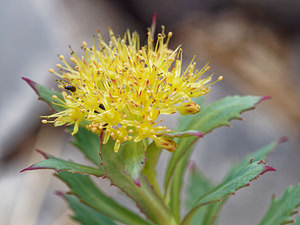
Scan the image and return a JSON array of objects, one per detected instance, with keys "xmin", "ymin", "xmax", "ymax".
[{"xmin": 1, "ymin": 0, "xmax": 300, "ymax": 224}]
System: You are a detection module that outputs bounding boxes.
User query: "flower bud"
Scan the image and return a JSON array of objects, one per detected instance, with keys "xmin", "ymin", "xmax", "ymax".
[
  {"xmin": 153, "ymin": 136, "xmax": 177, "ymax": 152},
  {"xmin": 177, "ymin": 101, "xmax": 200, "ymax": 115}
]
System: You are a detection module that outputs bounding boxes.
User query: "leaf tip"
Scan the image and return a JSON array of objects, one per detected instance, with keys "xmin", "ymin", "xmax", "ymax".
[
  {"xmin": 260, "ymin": 165, "xmax": 276, "ymax": 176},
  {"xmin": 20, "ymin": 165, "xmax": 36, "ymax": 173},
  {"xmin": 152, "ymin": 12, "xmax": 157, "ymax": 29},
  {"xmin": 134, "ymin": 179, "xmax": 141, "ymax": 187},
  {"xmin": 36, "ymin": 149, "xmax": 50, "ymax": 159},
  {"xmin": 258, "ymin": 96, "xmax": 271, "ymax": 104},
  {"xmin": 279, "ymin": 136, "xmax": 288, "ymax": 144},
  {"xmin": 22, "ymin": 77, "xmax": 38, "ymax": 94},
  {"xmin": 189, "ymin": 161, "xmax": 197, "ymax": 171},
  {"xmin": 55, "ymin": 190, "xmax": 65, "ymax": 198}
]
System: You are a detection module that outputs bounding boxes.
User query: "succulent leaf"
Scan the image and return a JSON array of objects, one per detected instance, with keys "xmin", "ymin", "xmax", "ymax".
[
  {"xmin": 20, "ymin": 150, "xmax": 105, "ymax": 177},
  {"xmin": 182, "ymin": 161, "xmax": 276, "ymax": 225},
  {"xmin": 259, "ymin": 184, "xmax": 300, "ymax": 225},
  {"xmin": 165, "ymin": 95, "xmax": 269, "ymax": 222}
]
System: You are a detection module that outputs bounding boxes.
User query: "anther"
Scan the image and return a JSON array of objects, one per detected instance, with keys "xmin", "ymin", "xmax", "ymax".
[
  {"xmin": 49, "ymin": 68, "xmax": 55, "ymax": 73},
  {"xmin": 56, "ymin": 64, "xmax": 62, "ymax": 68},
  {"xmin": 70, "ymin": 57, "xmax": 77, "ymax": 63},
  {"xmin": 82, "ymin": 41, "xmax": 87, "ymax": 47},
  {"xmin": 52, "ymin": 95, "xmax": 58, "ymax": 99},
  {"xmin": 42, "ymin": 120, "xmax": 47, "ymax": 124},
  {"xmin": 218, "ymin": 76, "xmax": 223, "ymax": 81},
  {"xmin": 58, "ymin": 55, "xmax": 64, "ymax": 60}
]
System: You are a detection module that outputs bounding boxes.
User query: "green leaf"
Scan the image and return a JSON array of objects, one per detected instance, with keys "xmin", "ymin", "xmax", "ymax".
[
  {"xmin": 22, "ymin": 77, "xmax": 65, "ymax": 112},
  {"xmin": 71, "ymin": 127, "xmax": 101, "ymax": 166},
  {"xmin": 186, "ymin": 140, "xmax": 285, "ymax": 225},
  {"xmin": 225, "ymin": 138, "xmax": 286, "ymax": 180},
  {"xmin": 163, "ymin": 130, "xmax": 203, "ymax": 139},
  {"xmin": 64, "ymin": 194, "xmax": 118, "ymax": 225},
  {"xmin": 191, "ymin": 139, "xmax": 286, "ymax": 225},
  {"xmin": 124, "ymin": 141, "xmax": 146, "ymax": 185},
  {"xmin": 185, "ymin": 166, "xmax": 221, "ymax": 225},
  {"xmin": 142, "ymin": 142, "xmax": 163, "ymax": 198},
  {"xmin": 165, "ymin": 95, "xmax": 267, "ymax": 222},
  {"xmin": 182, "ymin": 161, "xmax": 276, "ymax": 225},
  {"xmin": 57, "ymin": 171, "xmax": 155, "ymax": 225},
  {"xmin": 166, "ymin": 95, "xmax": 266, "ymax": 190},
  {"xmin": 100, "ymin": 139, "xmax": 176, "ymax": 225},
  {"xmin": 20, "ymin": 150, "xmax": 105, "ymax": 177},
  {"xmin": 259, "ymin": 184, "xmax": 300, "ymax": 225}
]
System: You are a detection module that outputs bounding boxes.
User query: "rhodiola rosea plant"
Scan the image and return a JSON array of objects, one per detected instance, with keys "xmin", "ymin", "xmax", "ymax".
[{"xmin": 21, "ymin": 16, "xmax": 300, "ymax": 225}]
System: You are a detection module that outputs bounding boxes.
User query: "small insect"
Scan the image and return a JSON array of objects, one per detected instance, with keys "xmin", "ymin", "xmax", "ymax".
[{"xmin": 64, "ymin": 85, "xmax": 76, "ymax": 92}]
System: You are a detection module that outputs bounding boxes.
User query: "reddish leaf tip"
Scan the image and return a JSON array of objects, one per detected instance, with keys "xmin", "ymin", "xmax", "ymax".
[
  {"xmin": 189, "ymin": 161, "xmax": 197, "ymax": 171},
  {"xmin": 152, "ymin": 12, "xmax": 157, "ymax": 25},
  {"xmin": 279, "ymin": 136, "xmax": 288, "ymax": 144},
  {"xmin": 291, "ymin": 210, "xmax": 299, "ymax": 216},
  {"xmin": 20, "ymin": 164, "xmax": 36, "ymax": 173},
  {"xmin": 260, "ymin": 165, "xmax": 276, "ymax": 176},
  {"xmin": 257, "ymin": 160, "xmax": 265, "ymax": 165},
  {"xmin": 36, "ymin": 149, "xmax": 50, "ymax": 159},
  {"xmin": 22, "ymin": 77, "xmax": 38, "ymax": 94},
  {"xmin": 134, "ymin": 179, "xmax": 141, "ymax": 187},
  {"xmin": 258, "ymin": 96, "xmax": 271, "ymax": 104},
  {"xmin": 55, "ymin": 190, "xmax": 65, "ymax": 197}
]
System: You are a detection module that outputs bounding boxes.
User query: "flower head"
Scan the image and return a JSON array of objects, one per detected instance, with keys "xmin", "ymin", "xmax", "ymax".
[{"xmin": 42, "ymin": 26, "xmax": 222, "ymax": 152}]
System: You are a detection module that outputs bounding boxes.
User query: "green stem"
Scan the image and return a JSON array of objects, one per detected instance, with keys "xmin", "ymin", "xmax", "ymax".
[
  {"xmin": 101, "ymin": 140, "xmax": 177, "ymax": 225},
  {"xmin": 142, "ymin": 142, "xmax": 164, "ymax": 199}
]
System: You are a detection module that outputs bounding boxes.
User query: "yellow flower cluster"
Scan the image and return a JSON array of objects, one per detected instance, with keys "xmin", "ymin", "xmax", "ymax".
[{"xmin": 42, "ymin": 27, "xmax": 222, "ymax": 152}]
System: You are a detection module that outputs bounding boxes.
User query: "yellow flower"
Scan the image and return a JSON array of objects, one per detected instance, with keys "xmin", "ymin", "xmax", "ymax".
[{"xmin": 42, "ymin": 26, "xmax": 222, "ymax": 152}]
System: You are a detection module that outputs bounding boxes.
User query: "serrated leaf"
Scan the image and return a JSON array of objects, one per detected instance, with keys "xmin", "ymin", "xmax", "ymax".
[
  {"xmin": 71, "ymin": 127, "xmax": 101, "ymax": 166},
  {"xmin": 194, "ymin": 139, "xmax": 285, "ymax": 225},
  {"xmin": 182, "ymin": 161, "xmax": 276, "ymax": 225},
  {"xmin": 142, "ymin": 142, "xmax": 163, "ymax": 198},
  {"xmin": 20, "ymin": 150, "xmax": 105, "ymax": 177},
  {"xmin": 100, "ymin": 139, "xmax": 176, "ymax": 225},
  {"xmin": 191, "ymin": 140, "xmax": 285, "ymax": 225},
  {"xmin": 259, "ymin": 184, "xmax": 300, "ymax": 225},
  {"xmin": 166, "ymin": 95, "xmax": 266, "ymax": 190},
  {"xmin": 22, "ymin": 77, "xmax": 65, "ymax": 112},
  {"xmin": 124, "ymin": 141, "xmax": 146, "ymax": 185},
  {"xmin": 64, "ymin": 194, "xmax": 117, "ymax": 225},
  {"xmin": 165, "ymin": 95, "xmax": 268, "ymax": 222},
  {"xmin": 57, "ymin": 171, "xmax": 154, "ymax": 225},
  {"xmin": 225, "ymin": 138, "xmax": 286, "ymax": 180}
]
